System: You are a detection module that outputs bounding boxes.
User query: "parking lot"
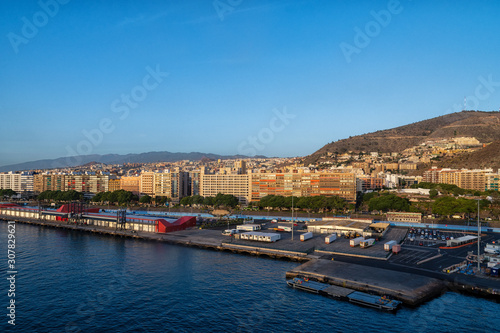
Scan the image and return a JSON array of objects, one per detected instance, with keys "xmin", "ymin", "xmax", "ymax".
[{"xmin": 403, "ymin": 228, "xmax": 467, "ymax": 248}]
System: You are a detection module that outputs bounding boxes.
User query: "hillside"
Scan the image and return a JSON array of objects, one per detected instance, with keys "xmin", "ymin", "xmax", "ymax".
[
  {"xmin": 430, "ymin": 140, "xmax": 500, "ymax": 171},
  {"xmin": 305, "ymin": 111, "xmax": 500, "ymax": 165}
]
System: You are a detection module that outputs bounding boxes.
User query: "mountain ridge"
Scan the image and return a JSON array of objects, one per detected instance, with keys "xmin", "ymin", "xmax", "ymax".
[{"xmin": 0, "ymin": 151, "xmax": 267, "ymax": 172}]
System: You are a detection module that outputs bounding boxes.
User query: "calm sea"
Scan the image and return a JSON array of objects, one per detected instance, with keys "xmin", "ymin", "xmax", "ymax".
[{"xmin": 1, "ymin": 222, "xmax": 499, "ymax": 332}]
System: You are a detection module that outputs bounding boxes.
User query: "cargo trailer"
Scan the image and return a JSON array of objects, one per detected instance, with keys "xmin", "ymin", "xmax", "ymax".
[
  {"xmin": 360, "ymin": 238, "xmax": 375, "ymax": 248},
  {"xmin": 350, "ymin": 236, "xmax": 364, "ymax": 247},
  {"xmin": 325, "ymin": 234, "xmax": 337, "ymax": 244},
  {"xmin": 237, "ymin": 224, "xmax": 261, "ymax": 231},
  {"xmin": 384, "ymin": 240, "xmax": 397, "ymax": 251},
  {"xmin": 300, "ymin": 232, "xmax": 313, "ymax": 241},
  {"xmin": 392, "ymin": 244, "xmax": 401, "ymax": 254}
]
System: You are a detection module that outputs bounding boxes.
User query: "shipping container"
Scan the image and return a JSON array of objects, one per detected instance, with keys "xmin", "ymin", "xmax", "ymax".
[
  {"xmin": 350, "ymin": 236, "xmax": 364, "ymax": 247},
  {"xmin": 384, "ymin": 240, "xmax": 397, "ymax": 251},
  {"xmin": 300, "ymin": 232, "xmax": 313, "ymax": 241},
  {"xmin": 360, "ymin": 238, "xmax": 375, "ymax": 248},
  {"xmin": 237, "ymin": 224, "xmax": 261, "ymax": 231},
  {"xmin": 392, "ymin": 244, "xmax": 401, "ymax": 254},
  {"xmin": 240, "ymin": 231, "xmax": 280, "ymax": 242},
  {"xmin": 325, "ymin": 234, "xmax": 337, "ymax": 244}
]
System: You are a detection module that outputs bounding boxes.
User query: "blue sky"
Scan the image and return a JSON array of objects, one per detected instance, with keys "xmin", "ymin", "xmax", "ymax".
[{"xmin": 1, "ymin": 0, "xmax": 500, "ymax": 166}]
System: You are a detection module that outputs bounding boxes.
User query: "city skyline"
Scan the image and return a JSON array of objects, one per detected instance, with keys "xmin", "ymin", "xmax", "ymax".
[{"xmin": 2, "ymin": 0, "xmax": 500, "ymax": 166}]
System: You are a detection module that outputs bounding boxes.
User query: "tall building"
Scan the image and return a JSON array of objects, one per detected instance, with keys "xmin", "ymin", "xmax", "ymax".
[
  {"xmin": 34, "ymin": 174, "xmax": 66, "ymax": 193},
  {"xmin": 189, "ymin": 170, "xmax": 201, "ymax": 196},
  {"xmin": 154, "ymin": 170, "xmax": 189, "ymax": 202},
  {"xmin": 108, "ymin": 176, "xmax": 121, "ymax": 192},
  {"xmin": 0, "ymin": 172, "xmax": 33, "ymax": 193},
  {"xmin": 120, "ymin": 176, "xmax": 140, "ymax": 194},
  {"xmin": 423, "ymin": 167, "xmax": 499, "ymax": 191},
  {"xmin": 250, "ymin": 171, "xmax": 357, "ymax": 203},
  {"xmin": 139, "ymin": 172, "xmax": 155, "ymax": 196},
  {"xmin": 200, "ymin": 169, "xmax": 250, "ymax": 205},
  {"xmin": 33, "ymin": 173, "xmax": 108, "ymax": 194}
]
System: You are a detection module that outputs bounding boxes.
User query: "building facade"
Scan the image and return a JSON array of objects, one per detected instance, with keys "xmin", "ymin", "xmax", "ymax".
[{"xmin": 249, "ymin": 171, "xmax": 357, "ymax": 203}]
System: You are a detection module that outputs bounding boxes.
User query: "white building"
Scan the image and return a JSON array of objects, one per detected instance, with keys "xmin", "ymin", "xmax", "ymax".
[{"xmin": 0, "ymin": 172, "xmax": 34, "ymax": 193}]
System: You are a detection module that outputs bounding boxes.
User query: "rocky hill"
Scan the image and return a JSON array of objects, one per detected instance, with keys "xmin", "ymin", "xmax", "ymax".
[
  {"xmin": 428, "ymin": 140, "xmax": 500, "ymax": 171},
  {"xmin": 305, "ymin": 111, "xmax": 500, "ymax": 165}
]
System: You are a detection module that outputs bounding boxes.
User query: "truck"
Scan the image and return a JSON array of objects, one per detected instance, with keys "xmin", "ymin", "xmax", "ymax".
[
  {"xmin": 384, "ymin": 240, "xmax": 397, "ymax": 251},
  {"xmin": 350, "ymin": 236, "xmax": 364, "ymax": 247},
  {"xmin": 236, "ymin": 224, "xmax": 261, "ymax": 231},
  {"xmin": 222, "ymin": 229, "xmax": 239, "ymax": 236},
  {"xmin": 277, "ymin": 225, "xmax": 292, "ymax": 232},
  {"xmin": 392, "ymin": 244, "xmax": 401, "ymax": 254},
  {"xmin": 325, "ymin": 234, "xmax": 337, "ymax": 244},
  {"xmin": 360, "ymin": 238, "xmax": 375, "ymax": 248},
  {"xmin": 300, "ymin": 232, "xmax": 313, "ymax": 241}
]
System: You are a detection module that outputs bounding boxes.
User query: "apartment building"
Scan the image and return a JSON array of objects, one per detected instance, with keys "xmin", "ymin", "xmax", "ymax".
[
  {"xmin": 249, "ymin": 171, "xmax": 357, "ymax": 203},
  {"xmin": 423, "ymin": 167, "xmax": 499, "ymax": 191},
  {"xmin": 108, "ymin": 177, "xmax": 121, "ymax": 192},
  {"xmin": 34, "ymin": 174, "xmax": 66, "ymax": 192},
  {"xmin": 34, "ymin": 173, "xmax": 109, "ymax": 193},
  {"xmin": 200, "ymin": 168, "xmax": 250, "ymax": 205},
  {"xmin": 154, "ymin": 170, "xmax": 189, "ymax": 202},
  {"xmin": 120, "ymin": 176, "xmax": 140, "ymax": 194},
  {"xmin": 139, "ymin": 172, "xmax": 155, "ymax": 196},
  {"xmin": 0, "ymin": 172, "xmax": 34, "ymax": 193}
]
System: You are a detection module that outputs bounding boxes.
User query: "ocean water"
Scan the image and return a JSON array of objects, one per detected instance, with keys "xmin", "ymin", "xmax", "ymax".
[{"xmin": 1, "ymin": 222, "xmax": 499, "ymax": 333}]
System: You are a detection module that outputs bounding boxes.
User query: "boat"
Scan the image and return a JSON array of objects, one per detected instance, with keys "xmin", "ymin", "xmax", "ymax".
[
  {"xmin": 346, "ymin": 291, "xmax": 401, "ymax": 311},
  {"xmin": 286, "ymin": 277, "xmax": 330, "ymax": 294},
  {"xmin": 286, "ymin": 278, "xmax": 401, "ymax": 311}
]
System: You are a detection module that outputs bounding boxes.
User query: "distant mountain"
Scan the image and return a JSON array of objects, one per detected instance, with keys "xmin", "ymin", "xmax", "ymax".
[
  {"xmin": 0, "ymin": 151, "xmax": 267, "ymax": 172},
  {"xmin": 304, "ymin": 111, "xmax": 500, "ymax": 165}
]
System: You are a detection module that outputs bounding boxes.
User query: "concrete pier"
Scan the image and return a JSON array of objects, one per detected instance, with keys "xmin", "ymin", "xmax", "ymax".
[
  {"xmin": 0, "ymin": 215, "xmax": 309, "ymax": 262},
  {"xmin": 286, "ymin": 259, "xmax": 446, "ymax": 306}
]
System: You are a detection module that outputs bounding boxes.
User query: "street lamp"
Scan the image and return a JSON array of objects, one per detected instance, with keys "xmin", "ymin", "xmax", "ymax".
[
  {"xmin": 291, "ymin": 195, "xmax": 294, "ymax": 241},
  {"xmin": 477, "ymin": 199, "xmax": 481, "ymax": 272}
]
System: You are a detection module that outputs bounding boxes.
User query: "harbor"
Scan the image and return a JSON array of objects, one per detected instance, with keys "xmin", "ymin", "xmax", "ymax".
[{"xmin": 1, "ymin": 205, "xmax": 500, "ymax": 308}]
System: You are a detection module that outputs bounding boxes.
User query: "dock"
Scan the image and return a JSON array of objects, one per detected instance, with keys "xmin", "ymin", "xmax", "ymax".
[
  {"xmin": 286, "ymin": 259, "xmax": 445, "ymax": 306},
  {"xmin": 0, "ymin": 215, "xmax": 310, "ymax": 262},
  {"xmin": 286, "ymin": 277, "xmax": 401, "ymax": 311}
]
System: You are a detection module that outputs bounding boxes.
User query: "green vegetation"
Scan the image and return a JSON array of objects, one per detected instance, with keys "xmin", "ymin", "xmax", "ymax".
[
  {"xmin": 411, "ymin": 182, "xmax": 500, "ymax": 197},
  {"xmin": 180, "ymin": 193, "xmax": 239, "ymax": 208},
  {"xmin": 0, "ymin": 189, "xmax": 17, "ymax": 197},
  {"xmin": 432, "ymin": 196, "xmax": 489, "ymax": 217},
  {"xmin": 366, "ymin": 193, "xmax": 411, "ymax": 212},
  {"xmin": 139, "ymin": 195, "xmax": 152, "ymax": 204},
  {"xmin": 256, "ymin": 195, "xmax": 347, "ymax": 213},
  {"xmin": 92, "ymin": 190, "xmax": 138, "ymax": 205},
  {"xmin": 37, "ymin": 190, "xmax": 83, "ymax": 202}
]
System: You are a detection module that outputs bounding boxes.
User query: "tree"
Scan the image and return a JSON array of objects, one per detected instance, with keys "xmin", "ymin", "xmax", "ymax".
[
  {"xmin": 432, "ymin": 197, "xmax": 459, "ymax": 217},
  {"xmin": 139, "ymin": 195, "xmax": 152, "ymax": 204},
  {"xmin": 368, "ymin": 193, "xmax": 410, "ymax": 212},
  {"xmin": 429, "ymin": 189, "xmax": 438, "ymax": 199},
  {"xmin": 0, "ymin": 189, "xmax": 16, "ymax": 197}
]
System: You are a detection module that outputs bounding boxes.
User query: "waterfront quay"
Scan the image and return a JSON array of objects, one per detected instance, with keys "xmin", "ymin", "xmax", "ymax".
[{"xmin": 1, "ymin": 210, "xmax": 500, "ymax": 307}]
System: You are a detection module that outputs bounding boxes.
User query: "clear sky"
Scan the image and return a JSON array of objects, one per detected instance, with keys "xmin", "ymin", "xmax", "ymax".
[{"xmin": 1, "ymin": 0, "xmax": 500, "ymax": 167}]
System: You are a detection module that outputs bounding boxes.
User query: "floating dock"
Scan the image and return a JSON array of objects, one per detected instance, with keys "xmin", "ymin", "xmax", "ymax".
[
  {"xmin": 286, "ymin": 277, "xmax": 401, "ymax": 311},
  {"xmin": 286, "ymin": 259, "xmax": 445, "ymax": 306}
]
